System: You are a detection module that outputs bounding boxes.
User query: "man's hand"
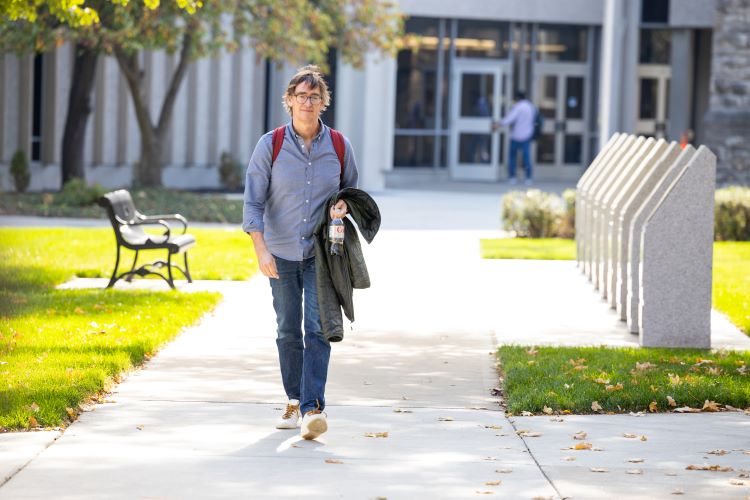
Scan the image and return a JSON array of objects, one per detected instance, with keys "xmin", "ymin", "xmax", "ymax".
[
  {"xmin": 329, "ymin": 199, "xmax": 348, "ymax": 220},
  {"xmin": 248, "ymin": 232, "xmax": 279, "ymax": 279}
]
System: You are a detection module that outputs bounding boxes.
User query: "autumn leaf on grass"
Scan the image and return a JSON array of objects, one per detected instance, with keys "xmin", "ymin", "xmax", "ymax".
[
  {"xmin": 325, "ymin": 459, "xmax": 344, "ymax": 464},
  {"xmin": 28, "ymin": 416, "xmax": 38, "ymax": 428},
  {"xmin": 594, "ymin": 377, "xmax": 610, "ymax": 385},
  {"xmin": 29, "ymin": 403, "xmax": 40, "ymax": 413},
  {"xmin": 702, "ymin": 400, "xmax": 721, "ymax": 412},
  {"xmin": 526, "ymin": 348, "xmax": 538, "ymax": 356},
  {"xmin": 364, "ymin": 432, "xmax": 389, "ymax": 438},
  {"xmin": 673, "ymin": 406, "xmax": 701, "ymax": 413},
  {"xmin": 686, "ymin": 464, "xmax": 734, "ymax": 472},
  {"xmin": 668, "ymin": 373, "xmax": 681, "ymax": 385},
  {"xmin": 542, "ymin": 406, "xmax": 553, "ymax": 415},
  {"xmin": 605, "ymin": 383, "xmax": 624, "ymax": 392},
  {"xmin": 627, "ymin": 469, "xmax": 644, "ymax": 475},
  {"xmin": 65, "ymin": 407, "xmax": 77, "ymax": 418},
  {"xmin": 573, "ymin": 431, "xmax": 587, "ymax": 440},
  {"xmin": 649, "ymin": 401, "xmax": 658, "ymax": 412},
  {"xmin": 667, "ymin": 396, "xmax": 677, "ymax": 407},
  {"xmin": 591, "ymin": 401, "xmax": 602, "ymax": 412},
  {"xmin": 74, "ymin": 307, "xmax": 85, "ymax": 314},
  {"xmin": 590, "ymin": 468, "xmax": 609, "ymax": 473}
]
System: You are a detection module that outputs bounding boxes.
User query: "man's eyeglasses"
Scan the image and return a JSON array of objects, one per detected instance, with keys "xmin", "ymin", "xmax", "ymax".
[{"xmin": 294, "ymin": 93, "xmax": 322, "ymax": 105}]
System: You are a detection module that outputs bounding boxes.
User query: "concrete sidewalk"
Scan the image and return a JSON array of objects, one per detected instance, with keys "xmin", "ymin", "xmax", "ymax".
[{"xmin": 1, "ymin": 190, "xmax": 749, "ymax": 499}]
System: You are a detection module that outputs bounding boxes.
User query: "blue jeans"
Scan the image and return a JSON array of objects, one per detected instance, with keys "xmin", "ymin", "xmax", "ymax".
[
  {"xmin": 509, "ymin": 139, "xmax": 533, "ymax": 180},
  {"xmin": 269, "ymin": 256, "xmax": 330, "ymax": 416}
]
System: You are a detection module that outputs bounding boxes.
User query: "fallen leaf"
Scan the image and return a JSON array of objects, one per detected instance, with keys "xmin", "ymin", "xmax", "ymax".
[
  {"xmin": 561, "ymin": 456, "xmax": 576, "ymax": 461},
  {"xmin": 674, "ymin": 406, "xmax": 701, "ymax": 413},
  {"xmin": 590, "ymin": 467, "xmax": 609, "ymax": 473},
  {"xmin": 542, "ymin": 406, "xmax": 553, "ymax": 415},
  {"xmin": 485, "ymin": 480, "xmax": 502, "ymax": 486},
  {"xmin": 629, "ymin": 411, "xmax": 646, "ymax": 417},
  {"xmin": 28, "ymin": 416, "xmax": 38, "ymax": 428},
  {"xmin": 627, "ymin": 469, "xmax": 644, "ymax": 475},
  {"xmin": 325, "ymin": 459, "xmax": 343, "ymax": 464},
  {"xmin": 521, "ymin": 411, "xmax": 533, "ymax": 417},
  {"xmin": 635, "ymin": 361, "xmax": 656, "ymax": 371},
  {"xmin": 364, "ymin": 432, "xmax": 389, "ymax": 438},
  {"xmin": 438, "ymin": 417, "xmax": 454, "ymax": 422},
  {"xmin": 484, "ymin": 425, "xmax": 502, "ymax": 430},
  {"xmin": 668, "ymin": 373, "xmax": 681, "ymax": 385},
  {"xmin": 667, "ymin": 396, "xmax": 677, "ymax": 407},
  {"xmin": 572, "ymin": 442, "xmax": 593, "ymax": 450},
  {"xmin": 518, "ymin": 430, "xmax": 542, "ymax": 437},
  {"xmin": 640, "ymin": 435, "xmax": 648, "ymax": 441},
  {"xmin": 595, "ymin": 377, "xmax": 610, "ymax": 385},
  {"xmin": 291, "ymin": 444, "xmax": 301, "ymax": 448},
  {"xmin": 591, "ymin": 401, "xmax": 602, "ymax": 411},
  {"xmin": 606, "ymin": 383, "xmax": 624, "ymax": 392},
  {"xmin": 672, "ymin": 488, "xmax": 684, "ymax": 495},
  {"xmin": 136, "ymin": 425, "xmax": 144, "ymax": 430},
  {"xmin": 29, "ymin": 403, "xmax": 40, "ymax": 413},
  {"xmin": 649, "ymin": 401, "xmax": 658, "ymax": 412},
  {"xmin": 702, "ymin": 400, "xmax": 721, "ymax": 412},
  {"xmin": 495, "ymin": 469, "xmax": 512, "ymax": 473},
  {"xmin": 686, "ymin": 464, "xmax": 734, "ymax": 472},
  {"xmin": 627, "ymin": 458, "xmax": 645, "ymax": 463},
  {"xmin": 707, "ymin": 449, "xmax": 729, "ymax": 456},
  {"xmin": 65, "ymin": 407, "xmax": 76, "ymax": 418},
  {"xmin": 729, "ymin": 479, "xmax": 745, "ymax": 486},
  {"xmin": 550, "ymin": 416, "xmax": 565, "ymax": 422},
  {"xmin": 526, "ymin": 348, "xmax": 538, "ymax": 356},
  {"xmin": 573, "ymin": 431, "xmax": 587, "ymax": 440},
  {"xmin": 74, "ymin": 307, "xmax": 85, "ymax": 314},
  {"xmin": 392, "ymin": 408, "xmax": 413, "ymax": 413},
  {"xmin": 623, "ymin": 433, "xmax": 638, "ymax": 439}
]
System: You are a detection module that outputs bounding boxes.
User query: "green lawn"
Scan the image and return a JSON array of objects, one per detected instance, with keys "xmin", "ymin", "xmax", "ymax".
[
  {"xmin": 499, "ymin": 346, "xmax": 750, "ymax": 415},
  {"xmin": 481, "ymin": 238, "xmax": 750, "ymax": 335},
  {"xmin": 0, "ymin": 227, "xmax": 262, "ymax": 431}
]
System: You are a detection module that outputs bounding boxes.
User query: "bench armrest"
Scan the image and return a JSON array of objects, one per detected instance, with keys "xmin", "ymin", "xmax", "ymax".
[
  {"xmin": 138, "ymin": 214, "xmax": 188, "ymax": 234},
  {"xmin": 116, "ymin": 215, "xmax": 172, "ymax": 242}
]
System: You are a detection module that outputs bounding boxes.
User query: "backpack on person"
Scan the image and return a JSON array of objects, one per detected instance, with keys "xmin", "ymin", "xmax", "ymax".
[
  {"xmin": 271, "ymin": 126, "xmax": 346, "ymax": 181},
  {"xmin": 532, "ymin": 108, "xmax": 543, "ymax": 141}
]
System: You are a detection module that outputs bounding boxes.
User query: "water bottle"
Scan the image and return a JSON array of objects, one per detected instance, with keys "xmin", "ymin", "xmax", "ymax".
[{"xmin": 329, "ymin": 210, "xmax": 345, "ymax": 256}]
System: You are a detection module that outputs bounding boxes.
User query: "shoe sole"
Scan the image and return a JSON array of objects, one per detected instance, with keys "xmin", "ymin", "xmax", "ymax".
[
  {"xmin": 275, "ymin": 421, "xmax": 300, "ymax": 430},
  {"xmin": 301, "ymin": 418, "xmax": 328, "ymax": 440}
]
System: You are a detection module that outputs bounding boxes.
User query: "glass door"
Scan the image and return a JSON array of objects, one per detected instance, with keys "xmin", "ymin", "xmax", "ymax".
[
  {"xmin": 636, "ymin": 65, "xmax": 671, "ymax": 138},
  {"xmin": 533, "ymin": 62, "xmax": 589, "ymax": 180},
  {"xmin": 449, "ymin": 60, "xmax": 503, "ymax": 181}
]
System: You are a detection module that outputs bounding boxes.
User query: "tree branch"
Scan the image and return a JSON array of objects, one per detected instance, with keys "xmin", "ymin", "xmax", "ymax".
[
  {"xmin": 113, "ymin": 47, "xmax": 154, "ymax": 135},
  {"xmin": 157, "ymin": 31, "xmax": 192, "ymax": 134}
]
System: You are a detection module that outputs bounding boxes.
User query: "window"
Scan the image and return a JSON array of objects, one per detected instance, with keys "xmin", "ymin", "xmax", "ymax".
[
  {"xmin": 640, "ymin": 29, "xmax": 671, "ymax": 64},
  {"xmin": 536, "ymin": 25, "xmax": 588, "ymax": 62},
  {"xmin": 456, "ymin": 20, "xmax": 509, "ymax": 59},
  {"xmin": 642, "ymin": 0, "xmax": 669, "ymax": 24}
]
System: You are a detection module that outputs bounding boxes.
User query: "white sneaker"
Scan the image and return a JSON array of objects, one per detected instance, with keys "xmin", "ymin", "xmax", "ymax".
[
  {"xmin": 508, "ymin": 177, "xmax": 518, "ymax": 185},
  {"xmin": 524, "ymin": 178, "xmax": 533, "ymax": 186},
  {"xmin": 275, "ymin": 399, "xmax": 300, "ymax": 429},
  {"xmin": 300, "ymin": 410, "xmax": 328, "ymax": 440}
]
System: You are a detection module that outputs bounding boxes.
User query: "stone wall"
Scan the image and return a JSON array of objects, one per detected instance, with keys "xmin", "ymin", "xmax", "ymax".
[{"xmin": 704, "ymin": 0, "xmax": 750, "ymax": 185}]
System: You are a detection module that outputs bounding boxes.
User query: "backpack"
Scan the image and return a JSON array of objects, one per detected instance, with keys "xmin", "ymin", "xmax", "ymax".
[
  {"xmin": 532, "ymin": 109, "xmax": 543, "ymax": 141},
  {"xmin": 271, "ymin": 126, "xmax": 346, "ymax": 181}
]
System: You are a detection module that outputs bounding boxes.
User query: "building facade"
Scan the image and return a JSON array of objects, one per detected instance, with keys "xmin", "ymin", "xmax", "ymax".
[{"xmin": 0, "ymin": 0, "xmax": 734, "ymax": 192}]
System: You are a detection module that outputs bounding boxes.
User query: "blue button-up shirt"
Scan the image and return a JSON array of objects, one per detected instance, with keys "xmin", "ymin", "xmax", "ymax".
[{"xmin": 242, "ymin": 121, "xmax": 359, "ymax": 261}]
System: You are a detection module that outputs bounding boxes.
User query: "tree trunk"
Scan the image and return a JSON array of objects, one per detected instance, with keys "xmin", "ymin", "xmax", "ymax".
[
  {"xmin": 61, "ymin": 45, "xmax": 99, "ymax": 185},
  {"xmin": 137, "ymin": 130, "xmax": 164, "ymax": 186}
]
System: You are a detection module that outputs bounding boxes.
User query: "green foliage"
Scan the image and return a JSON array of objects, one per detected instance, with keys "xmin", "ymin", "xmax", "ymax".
[
  {"xmin": 9, "ymin": 149, "xmax": 30, "ymax": 193},
  {"xmin": 715, "ymin": 186, "xmax": 750, "ymax": 241},
  {"xmin": 56, "ymin": 179, "xmax": 106, "ymax": 206},
  {"xmin": 498, "ymin": 346, "xmax": 750, "ymax": 415},
  {"xmin": 501, "ymin": 189, "xmax": 565, "ymax": 238},
  {"xmin": 480, "ymin": 238, "xmax": 575, "ymax": 260},
  {"xmin": 559, "ymin": 188, "xmax": 576, "ymax": 238},
  {"xmin": 218, "ymin": 151, "xmax": 243, "ymax": 191}
]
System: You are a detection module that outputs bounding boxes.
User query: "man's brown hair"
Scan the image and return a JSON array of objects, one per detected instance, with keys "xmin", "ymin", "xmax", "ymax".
[{"xmin": 282, "ymin": 65, "xmax": 331, "ymax": 116}]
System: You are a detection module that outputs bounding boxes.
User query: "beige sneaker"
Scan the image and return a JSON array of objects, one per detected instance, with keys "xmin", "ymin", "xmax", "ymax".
[
  {"xmin": 275, "ymin": 399, "xmax": 301, "ymax": 429},
  {"xmin": 300, "ymin": 409, "xmax": 328, "ymax": 440}
]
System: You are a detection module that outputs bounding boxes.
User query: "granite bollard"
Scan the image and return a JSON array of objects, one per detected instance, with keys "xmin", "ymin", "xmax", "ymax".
[
  {"xmin": 638, "ymin": 145, "xmax": 716, "ymax": 348},
  {"xmin": 626, "ymin": 145, "xmax": 696, "ymax": 333}
]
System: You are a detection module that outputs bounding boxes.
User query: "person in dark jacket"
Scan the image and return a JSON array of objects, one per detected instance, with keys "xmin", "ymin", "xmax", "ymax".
[{"xmin": 242, "ymin": 65, "xmax": 358, "ymax": 440}]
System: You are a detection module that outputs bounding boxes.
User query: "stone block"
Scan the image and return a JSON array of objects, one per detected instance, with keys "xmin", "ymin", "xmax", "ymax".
[
  {"xmin": 638, "ymin": 146, "xmax": 716, "ymax": 348},
  {"xmin": 626, "ymin": 145, "xmax": 696, "ymax": 333},
  {"xmin": 575, "ymin": 133, "xmax": 622, "ymax": 269},
  {"xmin": 589, "ymin": 135, "xmax": 643, "ymax": 292},
  {"xmin": 606, "ymin": 138, "xmax": 668, "ymax": 308},
  {"xmin": 596, "ymin": 137, "xmax": 655, "ymax": 299},
  {"xmin": 615, "ymin": 142, "xmax": 681, "ymax": 322},
  {"xmin": 582, "ymin": 135, "xmax": 636, "ymax": 283}
]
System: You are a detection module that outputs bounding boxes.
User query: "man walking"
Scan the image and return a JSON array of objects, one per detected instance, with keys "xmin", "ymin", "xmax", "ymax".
[
  {"xmin": 494, "ymin": 91, "xmax": 536, "ymax": 185},
  {"xmin": 243, "ymin": 65, "xmax": 358, "ymax": 440}
]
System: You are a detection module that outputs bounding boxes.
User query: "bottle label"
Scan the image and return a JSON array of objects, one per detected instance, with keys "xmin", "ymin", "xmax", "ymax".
[{"xmin": 329, "ymin": 224, "xmax": 345, "ymax": 241}]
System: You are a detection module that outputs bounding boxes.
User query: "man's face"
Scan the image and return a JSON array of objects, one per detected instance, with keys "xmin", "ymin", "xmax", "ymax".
[{"xmin": 287, "ymin": 81, "xmax": 323, "ymax": 122}]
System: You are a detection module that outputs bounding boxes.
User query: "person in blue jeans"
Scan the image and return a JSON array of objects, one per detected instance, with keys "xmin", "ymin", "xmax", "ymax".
[
  {"xmin": 494, "ymin": 91, "xmax": 536, "ymax": 185},
  {"xmin": 242, "ymin": 65, "xmax": 358, "ymax": 440}
]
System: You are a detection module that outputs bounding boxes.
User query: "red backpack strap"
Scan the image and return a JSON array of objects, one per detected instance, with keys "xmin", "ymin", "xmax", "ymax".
[
  {"xmin": 271, "ymin": 126, "xmax": 286, "ymax": 166},
  {"xmin": 329, "ymin": 128, "xmax": 346, "ymax": 180}
]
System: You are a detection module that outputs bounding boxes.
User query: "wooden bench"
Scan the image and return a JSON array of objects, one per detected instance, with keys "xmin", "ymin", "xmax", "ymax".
[{"xmin": 98, "ymin": 189, "xmax": 195, "ymax": 289}]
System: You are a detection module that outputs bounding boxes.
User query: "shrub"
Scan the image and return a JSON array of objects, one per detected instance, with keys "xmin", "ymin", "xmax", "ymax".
[
  {"xmin": 558, "ymin": 188, "xmax": 576, "ymax": 238},
  {"xmin": 715, "ymin": 186, "xmax": 750, "ymax": 241},
  {"xmin": 501, "ymin": 189, "xmax": 565, "ymax": 238},
  {"xmin": 219, "ymin": 151, "xmax": 243, "ymax": 191},
  {"xmin": 56, "ymin": 179, "xmax": 106, "ymax": 207},
  {"xmin": 10, "ymin": 149, "xmax": 30, "ymax": 193}
]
